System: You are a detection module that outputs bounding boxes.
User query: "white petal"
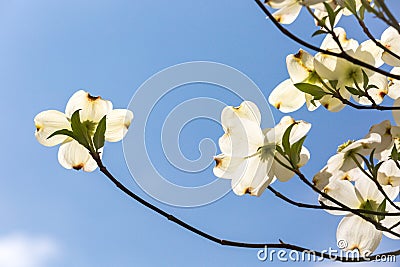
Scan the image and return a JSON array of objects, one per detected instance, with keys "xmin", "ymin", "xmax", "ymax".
[
  {"xmin": 297, "ymin": 146, "xmax": 310, "ymax": 168},
  {"xmin": 377, "ymin": 160, "xmax": 400, "ymax": 187},
  {"xmin": 271, "ymin": 153, "xmax": 296, "ymax": 182},
  {"xmin": 265, "ymin": 116, "xmax": 311, "ymax": 145},
  {"xmin": 392, "ymin": 98, "xmax": 400, "ymax": 126},
  {"xmin": 319, "ymin": 94, "xmax": 346, "ymax": 112},
  {"xmin": 65, "ymin": 90, "xmax": 113, "ymax": 122},
  {"xmin": 105, "ymin": 109, "xmax": 134, "ymax": 142},
  {"xmin": 313, "ymin": 166, "xmax": 332, "ymax": 190},
  {"xmin": 320, "ymin": 28, "xmax": 358, "ymax": 52},
  {"xmin": 314, "ymin": 53, "xmax": 342, "ymax": 80},
  {"xmin": 264, "ymin": 0, "xmax": 296, "ymax": 9},
  {"xmin": 34, "ymin": 110, "xmax": 71, "ymax": 147},
  {"xmin": 272, "ymin": 2, "xmax": 302, "ymax": 24},
  {"xmin": 352, "ymin": 72, "xmax": 388, "ymax": 105},
  {"xmin": 355, "ymin": 175, "xmax": 399, "ymax": 203},
  {"xmin": 57, "ymin": 140, "xmax": 99, "ymax": 172},
  {"xmin": 221, "ymin": 101, "xmax": 261, "ymax": 126},
  {"xmin": 381, "ymin": 26, "xmax": 400, "ymax": 67},
  {"xmin": 219, "ymin": 119, "xmax": 263, "ymax": 157},
  {"xmin": 268, "ymin": 79, "xmax": 306, "ymax": 113},
  {"xmin": 388, "ymin": 67, "xmax": 400, "ymax": 99},
  {"xmin": 355, "ymin": 40, "xmax": 384, "ymax": 67},
  {"xmin": 286, "ymin": 50, "xmax": 314, "ymax": 83},
  {"xmin": 319, "ymin": 179, "xmax": 360, "ymax": 215},
  {"xmin": 305, "ymin": 93, "xmax": 320, "ymax": 111},
  {"xmin": 213, "ymin": 153, "xmax": 245, "ymax": 179},
  {"xmin": 369, "ymin": 120, "xmax": 392, "ymax": 154},
  {"xmin": 337, "ymin": 215, "xmax": 382, "ymax": 254},
  {"xmin": 313, "ymin": 8, "xmax": 342, "ymax": 28},
  {"xmin": 231, "ymin": 156, "xmax": 272, "ymax": 196},
  {"xmin": 381, "ymin": 201, "xmax": 400, "ymax": 239}
]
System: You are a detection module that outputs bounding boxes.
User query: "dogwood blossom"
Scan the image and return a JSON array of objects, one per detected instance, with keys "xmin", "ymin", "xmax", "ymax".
[
  {"xmin": 314, "ymin": 28, "xmax": 386, "ymax": 109},
  {"xmin": 388, "ymin": 67, "xmax": 400, "ymax": 99},
  {"xmin": 326, "ymin": 133, "xmax": 381, "ymax": 174},
  {"xmin": 269, "ymin": 49, "xmax": 321, "ymax": 112},
  {"xmin": 381, "ymin": 24, "xmax": 400, "ymax": 67},
  {"xmin": 320, "ymin": 175, "xmax": 399, "ymax": 254},
  {"xmin": 313, "ymin": 120, "xmax": 392, "ymax": 189},
  {"xmin": 213, "ymin": 101, "xmax": 311, "ymax": 196},
  {"xmin": 34, "ymin": 90, "xmax": 134, "ymax": 171},
  {"xmin": 264, "ymin": 0, "xmax": 327, "ymax": 24}
]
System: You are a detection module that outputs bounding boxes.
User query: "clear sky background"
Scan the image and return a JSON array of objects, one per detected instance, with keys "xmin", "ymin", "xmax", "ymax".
[{"xmin": 1, "ymin": 0, "xmax": 400, "ymax": 266}]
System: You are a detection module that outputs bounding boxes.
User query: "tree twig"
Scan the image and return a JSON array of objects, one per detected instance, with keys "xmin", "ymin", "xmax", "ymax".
[
  {"xmin": 89, "ymin": 152, "xmax": 399, "ymax": 262},
  {"xmin": 254, "ymin": 0, "xmax": 400, "ymax": 80}
]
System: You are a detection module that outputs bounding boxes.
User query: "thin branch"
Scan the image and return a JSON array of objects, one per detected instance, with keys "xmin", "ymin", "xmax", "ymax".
[
  {"xmin": 351, "ymin": 154, "xmax": 400, "ymax": 212},
  {"xmin": 254, "ymin": 0, "xmax": 400, "ymax": 80},
  {"xmin": 267, "ymin": 186, "xmax": 400, "ymax": 216},
  {"xmin": 355, "ymin": 13, "xmax": 400, "ymax": 62},
  {"xmin": 293, "ymin": 168, "xmax": 400, "ymax": 238},
  {"xmin": 375, "ymin": 0, "xmax": 400, "ymax": 34},
  {"xmin": 331, "ymin": 91, "xmax": 400, "ymax": 110},
  {"xmin": 89, "ymin": 152, "xmax": 398, "ymax": 262},
  {"xmin": 389, "ymin": 220, "xmax": 400, "ymax": 230}
]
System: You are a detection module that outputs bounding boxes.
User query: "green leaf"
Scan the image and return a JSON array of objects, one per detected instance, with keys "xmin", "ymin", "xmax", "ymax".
[
  {"xmin": 294, "ymin": 83, "xmax": 327, "ymax": 99},
  {"xmin": 323, "ymin": 2, "xmax": 336, "ymax": 29},
  {"xmin": 345, "ymin": 86, "xmax": 363, "ymax": 96},
  {"xmin": 362, "ymin": 69, "xmax": 369, "ymax": 90},
  {"xmin": 369, "ymin": 148, "xmax": 376, "ymax": 166},
  {"xmin": 70, "ymin": 110, "xmax": 91, "ymax": 150},
  {"xmin": 366, "ymin": 84, "xmax": 379, "ymax": 90},
  {"xmin": 282, "ymin": 123, "xmax": 296, "ymax": 156},
  {"xmin": 391, "ymin": 145, "xmax": 399, "ymax": 161},
  {"xmin": 361, "ymin": 0, "xmax": 375, "ymax": 13},
  {"xmin": 290, "ymin": 135, "xmax": 307, "ymax": 166},
  {"xmin": 312, "ymin": 29, "xmax": 327, "ymax": 37},
  {"xmin": 93, "ymin": 115, "xmax": 107, "ymax": 151},
  {"xmin": 356, "ymin": 153, "xmax": 372, "ymax": 174},
  {"xmin": 275, "ymin": 145, "xmax": 284, "ymax": 156},
  {"xmin": 328, "ymin": 80, "xmax": 338, "ymax": 89},
  {"xmin": 377, "ymin": 199, "xmax": 386, "ymax": 221},
  {"xmin": 48, "ymin": 129, "xmax": 75, "ymax": 140},
  {"xmin": 359, "ymin": 5, "xmax": 366, "ymax": 20},
  {"xmin": 344, "ymin": 0, "xmax": 357, "ymax": 14}
]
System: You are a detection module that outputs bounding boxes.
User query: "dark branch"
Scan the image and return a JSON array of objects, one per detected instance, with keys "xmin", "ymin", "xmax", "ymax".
[
  {"xmin": 267, "ymin": 186, "xmax": 400, "ymax": 216},
  {"xmin": 254, "ymin": 0, "xmax": 400, "ymax": 81},
  {"xmin": 88, "ymin": 152, "xmax": 399, "ymax": 262}
]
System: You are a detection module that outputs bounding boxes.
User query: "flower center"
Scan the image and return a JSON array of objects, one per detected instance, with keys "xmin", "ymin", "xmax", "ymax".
[
  {"xmin": 82, "ymin": 120, "xmax": 98, "ymax": 136},
  {"xmin": 337, "ymin": 140, "xmax": 354, "ymax": 152},
  {"xmin": 258, "ymin": 143, "xmax": 276, "ymax": 162},
  {"xmin": 359, "ymin": 199, "xmax": 380, "ymax": 222}
]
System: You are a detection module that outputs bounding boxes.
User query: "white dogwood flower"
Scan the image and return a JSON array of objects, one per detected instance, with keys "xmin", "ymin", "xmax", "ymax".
[
  {"xmin": 314, "ymin": 28, "xmax": 385, "ymax": 110},
  {"xmin": 213, "ymin": 101, "xmax": 311, "ymax": 196},
  {"xmin": 269, "ymin": 49, "xmax": 321, "ymax": 112},
  {"xmin": 377, "ymin": 160, "xmax": 400, "ymax": 187},
  {"xmin": 326, "ymin": 133, "xmax": 381, "ymax": 174},
  {"xmin": 314, "ymin": 121, "xmax": 392, "ymax": 189},
  {"xmin": 34, "ymin": 90, "xmax": 134, "ymax": 171},
  {"xmin": 388, "ymin": 67, "xmax": 400, "ymax": 99},
  {"xmin": 264, "ymin": 0, "xmax": 326, "ymax": 24},
  {"xmin": 381, "ymin": 25, "xmax": 400, "ymax": 67},
  {"xmin": 320, "ymin": 176, "xmax": 399, "ymax": 254}
]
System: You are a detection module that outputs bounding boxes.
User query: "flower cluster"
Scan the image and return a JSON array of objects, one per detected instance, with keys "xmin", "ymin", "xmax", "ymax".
[
  {"xmin": 213, "ymin": 101, "xmax": 311, "ymax": 196},
  {"xmin": 269, "ymin": 27, "xmax": 400, "ymax": 113},
  {"xmin": 264, "ymin": 0, "xmax": 365, "ymax": 25},
  {"xmin": 313, "ymin": 120, "xmax": 400, "ymax": 253},
  {"xmin": 34, "ymin": 90, "xmax": 133, "ymax": 172}
]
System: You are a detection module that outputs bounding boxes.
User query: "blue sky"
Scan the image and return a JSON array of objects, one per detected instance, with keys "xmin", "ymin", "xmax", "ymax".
[{"xmin": 1, "ymin": 0, "xmax": 400, "ymax": 266}]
